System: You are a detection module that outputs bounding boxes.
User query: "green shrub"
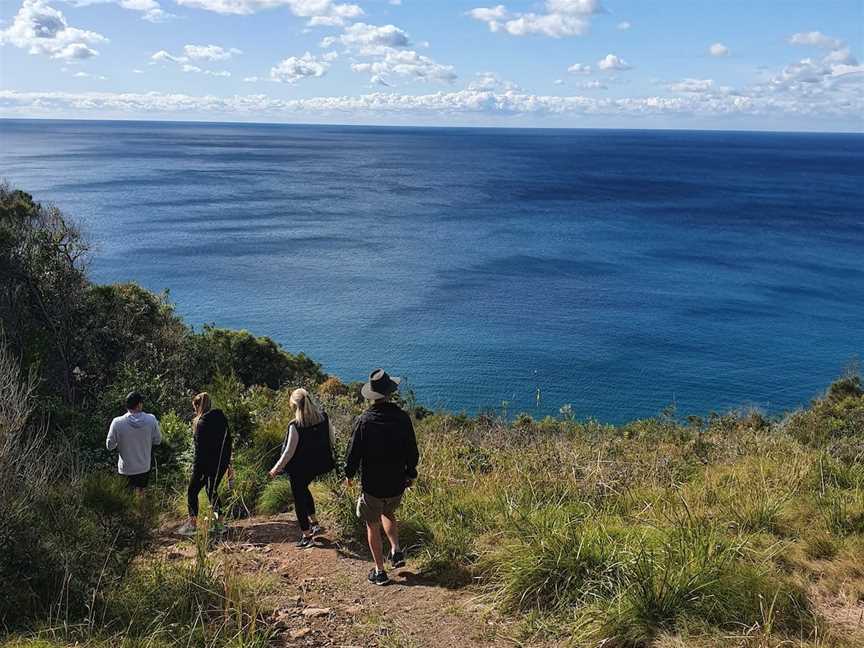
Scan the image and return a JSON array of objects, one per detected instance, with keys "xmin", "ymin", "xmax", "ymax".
[
  {"xmin": 818, "ymin": 488, "xmax": 864, "ymax": 536},
  {"xmin": 319, "ymin": 479, "xmax": 366, "ymax": 543},
  {"xmin": 221, "ymin": 459, "xmax": 266, "ymax": 519},
  {"xmin": 803, "ymin": 531, "xmax": 840, "ymax": 560},
  {"xmin": 152, "ymin": 410, "xmax": 192, "ymax": 482},
  {"xmin": 604, "ymin": 520, "xmax": 812, "ymax": 645},
  {"xmin": 81, "ymin": 472, "xmax": 137, "ymax": 516},
  {"xmin": 256, "ymin": 478, "xmax": 294, "ymax": 515},
  {"xmin": 96, "ymin": 549, "xmax": 274, "ymax": 647},
  {"xmin": 484, "ymin": 507, "xmax": 623, "ymax": 612}
]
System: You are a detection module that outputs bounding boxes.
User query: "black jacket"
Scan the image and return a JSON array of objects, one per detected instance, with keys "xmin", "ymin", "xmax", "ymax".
[
  {"xmin": 193, "ymin": 409, "xmax": 232, "ymax": 473},
  {"xmin": 344, "ymin": 402, "xmax": 419, "ymax": 498}
]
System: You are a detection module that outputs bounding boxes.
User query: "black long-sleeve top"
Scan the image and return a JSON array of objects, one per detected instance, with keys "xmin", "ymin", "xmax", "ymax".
[
  {"xmin": 344, "ymin": 402, "xmax": 419, "ymax": 498},
  {"xmin": 193, "ymin": 409, "xmax": 232, "ymax": 473}
]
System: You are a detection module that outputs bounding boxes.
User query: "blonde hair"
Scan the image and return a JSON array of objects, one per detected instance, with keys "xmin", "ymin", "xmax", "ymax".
[
  {"xmin": 290, "ymin": 388, "xmax": 323, "ymax": 428},
  {"xmin": 192, "ymin": 392, "xmax": 212, "ymax": 424}
]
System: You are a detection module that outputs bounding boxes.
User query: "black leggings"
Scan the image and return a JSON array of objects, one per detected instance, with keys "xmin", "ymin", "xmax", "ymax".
[
  {"xmin": 188, "ymin": 465, "xmax": 228, "ymax": 518},
  {"xmin": 289, "ymin": 473, "xmax": 316, "ymax": 532}
]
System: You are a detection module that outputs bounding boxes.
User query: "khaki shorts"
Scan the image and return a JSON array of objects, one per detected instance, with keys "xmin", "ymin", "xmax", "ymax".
[{"xmin": 356, "ymin": 492, "xmax": 403, "ymax": 523}]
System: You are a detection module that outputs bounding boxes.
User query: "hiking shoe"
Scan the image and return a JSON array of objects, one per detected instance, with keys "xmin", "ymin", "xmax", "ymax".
[
  {"xmin": 390, "ymin": 550, "xmax": 405, "ymax": 568},
  {"xmin": 367, "ymin": 569, "xmax": 390, "ymax": 586},
  {"xmin": 296, "ymin": 535, "xmax": 315, "ymax": 549},
  {"xmin": 310, "ymin": 523, "xmax": 324, "ymax": 537},
  {"xmin": 176, "ymin": 522, "xmax": 197, "ymax": 537}
]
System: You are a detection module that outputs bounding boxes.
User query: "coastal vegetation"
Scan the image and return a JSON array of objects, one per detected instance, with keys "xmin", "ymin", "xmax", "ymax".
[{"xmin": 1, "ymin": 182, "xmax": 862, "ymax": 647}]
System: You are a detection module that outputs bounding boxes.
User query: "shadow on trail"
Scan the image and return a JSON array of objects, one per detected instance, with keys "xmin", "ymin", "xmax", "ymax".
[{"xmin": 228, "ymin": 520, "xmax": 298, "ymax": 543}]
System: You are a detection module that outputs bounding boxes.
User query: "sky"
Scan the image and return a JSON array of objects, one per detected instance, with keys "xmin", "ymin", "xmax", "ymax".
[{"xmin": 0, "ymin": 0, "xmax": 862, "ymax": 130}]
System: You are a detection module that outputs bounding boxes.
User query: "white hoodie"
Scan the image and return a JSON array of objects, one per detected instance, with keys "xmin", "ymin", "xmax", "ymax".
[{"xmin": 106, "ymin": 411, "xmax": 162, "ymax": 475}]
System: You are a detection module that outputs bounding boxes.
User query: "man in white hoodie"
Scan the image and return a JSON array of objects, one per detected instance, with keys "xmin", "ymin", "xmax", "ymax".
[{"xmin": 106, "ymin": 391, "xmax": 162, "ymax": 493}]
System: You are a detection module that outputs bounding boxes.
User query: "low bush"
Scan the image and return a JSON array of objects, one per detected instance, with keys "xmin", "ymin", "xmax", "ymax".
[
  {"xmin": 484, "ymin": 507, "xmax": 623, "ymax": 612},
  {"xmin": 256, "ymin": 478, "xmax": 294, "ymax": 515}
]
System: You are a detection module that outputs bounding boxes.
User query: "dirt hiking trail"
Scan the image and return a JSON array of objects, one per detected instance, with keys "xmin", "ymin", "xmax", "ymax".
[{"xmin": 157, "ymin": 514, "xmax": 526, "ymax": 648}]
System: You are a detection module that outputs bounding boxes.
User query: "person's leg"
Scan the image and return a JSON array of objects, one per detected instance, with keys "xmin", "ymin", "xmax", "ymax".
[
  {"xmin": 381, "ymin": 512, "xmax": 400, "ymax": 556},
  {"xmin": 205, "ymin": 465, "xmax": 228, "ymax": 518},
  {"xmin": 305, "ymin": 477, "xmax": 319, "ymax": 527},
  {"xmin": 366, "ymin": 520, "xmax": 386, "ymax": 572},
  {"xmin": 289, "ymin": 474, "xmax": 312, "ymax": 535},
  {"xmin": 186, "ymin": 468, "xmax": 206, "ymax": 527}
]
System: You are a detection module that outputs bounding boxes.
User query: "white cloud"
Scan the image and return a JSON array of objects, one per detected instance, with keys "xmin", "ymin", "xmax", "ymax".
[
  {"xmin": 741, "ymin": 44, "xmax": 863, "ymax": 118},
  {"xmin": 567, "ymin": 62, "xmax": 591, "ymax": 75},
  {"xmin": 133, "ymin": 68, "xmax": 144, "ymax": 73},
  {"xmin": 617, "ymin": 20, "xmax": 630, "ymax": 30},
  {"xmin": 788, "ymin": 31, "xmax": 843, "ymax": 50},
  {"xmin": 467, "ymin": 5, "xmax": 508, "ymax": 23},
  {"xmin": 467, "ymin": 72, "xmax": 519, "ymax": 92},
  {"xmin": 668, "ymin": 78, "xmax": 715, "ymax": 93},
  {"xmin": 709, "ymin": 42, "xmax": 729, "ymax": 57},
  {"xmin": 321, "ymin": 21, "xmax": 455, "ymax": 87},
  {"xmin": 0, "ymin": 0, "xmax": 107, "ymax": 60},
  {"xmin": 152, "ymin": 47, "xmax": 234, "ymax": 76},
  {"xmin": 597, "ymin": 53, "xmax": 631, "ymax": 71},
  {"xmin": 576, "ymin": 79, "xmax": 606, "ymax": 90},
  {"xmin": 467, "ymin": 0, "xmax": 603, "ymax": 38},
  {"xmin": 322, "ymin": 22, "xmax": 411, "ymax": 50},
  {"xmin": 351, "ymin": 48, "xmax": 456, "ymax": 85},
  {"xmin": 69, "ymin": 0, "xmax": 173, "ymax": 22},
  {"xmin": 553, "ymin": 78, "xmax": 564, "ymax": 85},
  {"xmin": 3, "ymin": 82, "xmax": 859, "ymax": 123},
  {"xmin": 183, "ymin": 44, "xmax": 242, "ymax": 61},
  {"xmin": 72, "ymin": 71, "xmax": 106, "ymax": 79},
  {"xmin": 270, "ymin": 51, "xmax": 330, "ymax": 83},
  {"xmin": 173, "ymin": 0, "xmax": 363, "ymax": 24},
  {"xmin": 152, "ymin": 49, "xmax": 187, "ymax": 64}
]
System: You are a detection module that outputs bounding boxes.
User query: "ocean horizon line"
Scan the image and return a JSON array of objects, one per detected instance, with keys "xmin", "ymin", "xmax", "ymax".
[{"xmin": 2, "ymin": 115, "xmax": 862, "ymax": 137}]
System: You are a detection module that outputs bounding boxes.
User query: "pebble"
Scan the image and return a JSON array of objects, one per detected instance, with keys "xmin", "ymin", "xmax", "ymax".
[{"xmin": 302, "ymin": 607, "xmax": 331, "ymax": 618}]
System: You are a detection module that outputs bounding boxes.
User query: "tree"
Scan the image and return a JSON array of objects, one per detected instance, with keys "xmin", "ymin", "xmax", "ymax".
[
  {"xmin": 0, "ymin": 184, "xmax": 90, "ymax": 404},
  {"xmin": 188, "ymin": 326, "xmax": 326, "ymax": 390}
]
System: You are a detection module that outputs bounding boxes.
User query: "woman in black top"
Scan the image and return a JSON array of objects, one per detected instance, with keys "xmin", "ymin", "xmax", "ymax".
[
  {"xmin": 178, "ymin": 392, "xmax": 232, "ymax": 536},
  {"xmin": 268, "ymin": 388, "xmax": 335, "ymax": 547}
]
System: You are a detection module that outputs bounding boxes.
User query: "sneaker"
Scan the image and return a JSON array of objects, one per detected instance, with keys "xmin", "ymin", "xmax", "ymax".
[
  {"xmin": 390, "ymin": 550, "xmax": 405, "ymax": 568},
  {"xmin": 310, "ymin": 523, "xmax": 324, "ymax": 537},
  {"xmin": 367, "ymin": 568, "xmax": 390, "ymax": 586},
  {"xmin": 176, "ymin": 522, "xmax": 197, "ymax": 537},
  {"xmin": 296, "ymin": 535, "xmax": 315, "ymax": 549}
]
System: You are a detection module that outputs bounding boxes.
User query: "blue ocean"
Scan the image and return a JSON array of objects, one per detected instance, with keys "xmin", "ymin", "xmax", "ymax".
[{"xmin": 1, "ymin": 119, "xmax": 862, "ymax": 422}]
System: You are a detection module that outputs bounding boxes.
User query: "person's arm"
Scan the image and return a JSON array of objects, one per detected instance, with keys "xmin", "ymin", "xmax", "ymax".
[
  {"xmin": 405, "ymin": 416, "xmax": 419, "ymax": 483},
  {"xmin": 328, "ymin": 419, "xmax": 336, "ymax": 447},
  {"xmin": 106, "ymin": 419, "xmax": 118, "ymax": 451},
  {"xmin": 344, "ymin": 417, "xmax": 363, "ymax": 480},
  {"xmin": 192, "ymin": 419, "xmax": 203, "ymax": 469},
  {"xmin": 152, "ymin": 417, "xmax": 162, "ymax": 446},
  {"xmin": 270, "ymin": 424, "xmax": 298, "ymax": 476}
]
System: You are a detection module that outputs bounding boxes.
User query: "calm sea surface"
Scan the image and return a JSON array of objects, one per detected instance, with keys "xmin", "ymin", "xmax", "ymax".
[{"xmin": 2, "ymin": 119, "xmax": 862, "ymax": 422}]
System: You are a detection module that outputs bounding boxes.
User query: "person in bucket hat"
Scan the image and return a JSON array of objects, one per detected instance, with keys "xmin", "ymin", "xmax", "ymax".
[{"xmin": 345, "ymin": 369, "xmax": 419, "ymax": 586}]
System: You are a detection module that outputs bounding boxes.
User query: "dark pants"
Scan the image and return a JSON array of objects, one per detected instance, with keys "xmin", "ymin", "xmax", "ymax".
[
  {"xmin": 126, "ymin": 470, "xmax": 151, "ymax": 490},
  {"xmin": 188, "ymin": 464, "xmax": 228, "ymax": 518},
  {"xmin": 289, "ymin": 473, "xmax": 316, "ymax": 532}
]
